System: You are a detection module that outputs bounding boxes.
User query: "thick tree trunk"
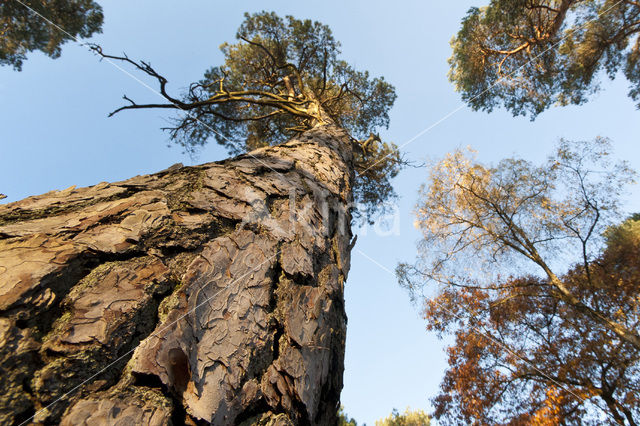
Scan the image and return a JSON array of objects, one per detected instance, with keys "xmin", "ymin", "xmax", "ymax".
[{"xmin": 0, "ymin": 124, "xmax": 354, "ymax": 425}]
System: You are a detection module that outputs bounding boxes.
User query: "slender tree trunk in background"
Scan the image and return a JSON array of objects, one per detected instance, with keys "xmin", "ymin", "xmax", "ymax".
[{"xmin": 0, "ymin": 124, "xmax": 354, "ymax": 425}]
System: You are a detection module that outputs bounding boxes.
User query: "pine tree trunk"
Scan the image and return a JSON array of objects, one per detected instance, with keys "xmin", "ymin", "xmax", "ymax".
[{"xmin": 0, "ymin": 124, "xmax": 354, "ymax": 425}]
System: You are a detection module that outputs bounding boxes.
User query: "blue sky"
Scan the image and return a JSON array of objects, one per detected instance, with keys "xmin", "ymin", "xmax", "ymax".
[{"xmin": 2, "ymin": 1, "xmax": 639, "ymax": 424}]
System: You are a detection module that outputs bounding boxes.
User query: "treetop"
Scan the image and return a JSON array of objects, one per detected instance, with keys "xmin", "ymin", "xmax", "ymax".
[
  {"xmin": 91, "ymin": 11, "xmax": 403, "ymax": 220},
  {"xmin": 95, "ymin": 11, "xmax": 396, "ymax": 154}
]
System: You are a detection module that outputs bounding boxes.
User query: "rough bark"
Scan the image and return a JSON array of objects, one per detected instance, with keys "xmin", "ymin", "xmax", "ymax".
[{"xmin": 0, "ymin": 124, "xmax": 354, "ymax": 425}]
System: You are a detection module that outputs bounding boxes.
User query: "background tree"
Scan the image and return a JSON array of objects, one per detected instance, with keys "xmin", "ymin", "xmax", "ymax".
[
  {"xmin": 92, "ymin": 11, "xmax": 402, "ymax": 220},
  {"xmin": 449, "ymin": 0, "xmax": 640, "ymax": 118},
  {"xmin": 374, "ymin": 407, "xmax": 431, "ymax": 426},
  {"xmin": 400, "ymin": 138, "xmax": 639, "ymax": 348},
  {"xmin": 398, "ymin": 140, "xmax": 640, "ymax": 424},
  {"xmin": 415, "ymin": 217, "xmax": 640, "ymax": 424},
  {"xmin": 338, "ymin": 405, "xmax": 359, "ymax": 426},
  {"xmin": 1, "ymin": 0, "xmax": 103, "ymax": 71}
]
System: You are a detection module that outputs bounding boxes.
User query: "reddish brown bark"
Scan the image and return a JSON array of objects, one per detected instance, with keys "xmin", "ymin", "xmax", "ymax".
[{"xmin": 0, "ymin": 124, "xmax": 354, "ymax": 425}]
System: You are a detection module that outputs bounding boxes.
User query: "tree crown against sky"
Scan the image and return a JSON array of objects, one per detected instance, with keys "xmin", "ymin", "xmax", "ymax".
[
  {"xmin": 401, "ymin": 138, "xmax": 636, "ymax": 290},
  {"xmin": 93, "ymin": 11, "xmax": 402, "ymax": 221},
  {"xmin": 422, "ymin": 216, "xmax": 640, "ymax": 425},
  {"xmin": 399, "ymin": 138, "xmax": 640, "ymax": 347},
  {"xmin": 449, "ymin": 0, "xmax": 640, "ymax": 118},
  {"xmin": 0, "ymin": 0, "xmax": 103, "ymax": 71},
  {"xmin": 399, "ymin": 140, "xmax": 640, "ymax": 424}
]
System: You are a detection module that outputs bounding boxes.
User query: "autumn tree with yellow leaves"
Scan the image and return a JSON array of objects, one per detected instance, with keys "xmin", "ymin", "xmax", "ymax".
[
  {"xmin": 0, "ymin": 0, "xmax": 103, "ymax": 70},
  {"xmin": 374, "ymin": 407, "xmax": 430, "ymax": 426},
  {"xmin": 398, "ymin": 139, "xmax": 640, "ymax": 424}
]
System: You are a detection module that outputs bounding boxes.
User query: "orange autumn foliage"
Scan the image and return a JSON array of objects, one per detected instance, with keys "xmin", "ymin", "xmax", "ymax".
[{"xmin": 424, "ymin": 218, "xmax": 640, "ymax": 425}]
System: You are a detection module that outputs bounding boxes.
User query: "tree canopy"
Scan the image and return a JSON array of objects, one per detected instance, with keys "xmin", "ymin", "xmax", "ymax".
[
  {"xmin": 1, "ymin": 0, "xmax": 103, "ymax": 71},
  {"xmin": 399, "ymin": 138, "xmax": 639, "ymax": 348},
  {"xmin": 338, "ymin": 406, "xmax": 358, "ymax": 426},
  {"xmin": 337, "ymin": 406, "xmax": 431, "ymax": 426},
  {"xmin": 93, "ymin": 11, "xmax": 402, "ymax": 219},
  {"xmin": 419, "ymin": 217, "xmax": 640, "ymax": 424},
  {"xmin": 449, "ymin": 0, "xmax": 640, "ymax": 118},
  {"xmin": 399, "ymin": 140, "xmax": 640, "ymax": 424}
]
